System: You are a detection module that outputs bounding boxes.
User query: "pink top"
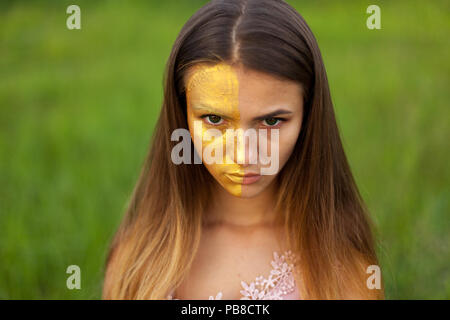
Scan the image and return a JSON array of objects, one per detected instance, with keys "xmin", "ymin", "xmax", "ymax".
[{"xmin": 167, "ymin": 250, "xmax": 301, "ymax": 300}]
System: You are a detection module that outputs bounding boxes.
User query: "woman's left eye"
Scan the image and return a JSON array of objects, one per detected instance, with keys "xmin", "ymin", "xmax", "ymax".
[{"xmin": 263, "ymin": 117, "xmax": 283, "ymax": 127}]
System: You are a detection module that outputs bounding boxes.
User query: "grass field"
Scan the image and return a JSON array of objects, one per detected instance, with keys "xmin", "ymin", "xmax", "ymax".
[{"xmin": 0, "ymin": 0, "xmax": 448, "ymax": 299}]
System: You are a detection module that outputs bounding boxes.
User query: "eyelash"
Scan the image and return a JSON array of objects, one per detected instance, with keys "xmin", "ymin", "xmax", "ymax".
[{"xmin": 200, "ymin": 114, "xmax": 286, "ymax": 127}]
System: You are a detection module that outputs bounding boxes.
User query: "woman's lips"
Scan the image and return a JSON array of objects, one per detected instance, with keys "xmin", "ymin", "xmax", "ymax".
[
  {"xmin": 242, "ymin": 174, "xmax": 262, "ymax": 184},
  {"xmin": 224, "ymin": 172, "xmax": 262, "ymax": 185}
]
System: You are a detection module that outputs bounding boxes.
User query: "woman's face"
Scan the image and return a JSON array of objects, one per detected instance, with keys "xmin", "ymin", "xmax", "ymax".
[{"xmin": 185, "ymin": 62, "xmax": 304, "ymax": 198}]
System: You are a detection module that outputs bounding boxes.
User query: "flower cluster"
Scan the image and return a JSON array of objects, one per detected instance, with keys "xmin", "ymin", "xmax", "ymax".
[{"xmin": 238, "ymin": 250, "xmax": 298, "ymax": 300}]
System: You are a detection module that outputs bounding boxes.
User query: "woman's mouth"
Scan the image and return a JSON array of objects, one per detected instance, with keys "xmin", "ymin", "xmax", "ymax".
[{"xmin": 224, "ymin": 172, "xmax": 262, "ymax": 185}]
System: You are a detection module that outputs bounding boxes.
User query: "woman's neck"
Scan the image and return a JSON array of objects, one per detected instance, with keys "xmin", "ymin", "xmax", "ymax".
[{"xmin": 204, "ymin": 180, "xmax": 279, "ymax": 228}]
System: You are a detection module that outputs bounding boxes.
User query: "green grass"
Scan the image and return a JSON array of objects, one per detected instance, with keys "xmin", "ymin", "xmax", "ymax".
[{"xmin": 0, "ymin": 0, "xmax": 448, "ymax": 299}]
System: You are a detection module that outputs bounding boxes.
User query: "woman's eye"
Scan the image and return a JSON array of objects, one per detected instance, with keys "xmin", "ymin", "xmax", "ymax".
[
  {"xmin": 203, "ymin": 115, "xmax": 223, "ymax": 125},
  {"xmin": 263, "ymin": 117, "xmax": 282, "ymax": 127}
]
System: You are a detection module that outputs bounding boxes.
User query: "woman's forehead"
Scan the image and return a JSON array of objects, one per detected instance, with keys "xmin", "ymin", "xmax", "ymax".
[{"xmin": 185, "ymin": 62, "xmax": 303, "ymax": 116}]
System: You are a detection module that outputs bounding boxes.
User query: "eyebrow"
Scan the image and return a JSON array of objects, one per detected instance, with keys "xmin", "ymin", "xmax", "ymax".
[
  {"xmin": 252, "ymin": 109, "xmax": 293, "ymax": 121},
  {"xmin": 192, "ymin": 105, "xmax": 234, "ymax": 119},
  {"xmin": 192, "ymin": 105, "xmax": 293, "ymax": 120},
  {"xmin": 192, "ymin": 105, "xmax": 224, "ymax": 113}
]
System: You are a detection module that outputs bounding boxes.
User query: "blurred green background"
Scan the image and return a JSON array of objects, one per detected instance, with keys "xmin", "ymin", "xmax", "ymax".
[{"xmin": 0, "ymin": 0, "xmax": 448, "ymax": 299}]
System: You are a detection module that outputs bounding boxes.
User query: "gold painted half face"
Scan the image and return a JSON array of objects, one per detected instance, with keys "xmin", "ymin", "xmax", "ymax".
[
  {"xmin": 185, "ymin": 62, "xmax": 304, "ymax": 198},
  {"xmin": 186, "ymin": 63, "xmax": 243, "ymax": 197}
]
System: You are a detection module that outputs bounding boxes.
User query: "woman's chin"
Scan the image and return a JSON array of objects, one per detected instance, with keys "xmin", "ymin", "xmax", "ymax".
[{"xmin": 220, "ymin": 177, "xmax": 275, "ymax": 198}]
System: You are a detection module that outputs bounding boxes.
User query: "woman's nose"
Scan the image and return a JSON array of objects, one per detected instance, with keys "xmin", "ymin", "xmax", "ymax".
[{"xmin": 225, "ymin": 128, "xmax": 258, "ymax": 166}]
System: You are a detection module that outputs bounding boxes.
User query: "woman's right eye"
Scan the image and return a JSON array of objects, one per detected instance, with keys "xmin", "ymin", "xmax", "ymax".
[{"xmin": 202, "ymin": 114, "xmax": 223, "ymax": 125}]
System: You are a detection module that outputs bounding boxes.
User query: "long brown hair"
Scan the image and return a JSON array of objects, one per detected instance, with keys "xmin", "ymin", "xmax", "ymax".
[{"xmin": 103, "ymin": 0, "xmax": 384, "ymax": 299}]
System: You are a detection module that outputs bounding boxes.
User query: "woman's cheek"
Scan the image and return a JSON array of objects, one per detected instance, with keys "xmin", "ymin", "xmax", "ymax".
[
  {"xmin": 277, "ymin": 123, "xmax": 301, "ymax": 171},
  {"xmin": 199, "ymin": 129, "xmax": 244, "ymax": 197}
]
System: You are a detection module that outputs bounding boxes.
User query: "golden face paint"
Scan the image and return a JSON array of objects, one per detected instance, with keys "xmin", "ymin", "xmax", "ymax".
[{"xmin": 185, "ymin": 63, "xmax": 244, "ymax": 197}]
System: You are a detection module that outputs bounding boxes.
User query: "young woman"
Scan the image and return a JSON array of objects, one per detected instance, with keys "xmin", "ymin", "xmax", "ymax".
[{"xmin": 103, "ymin": 0, "xmax": 384, "ymax": 300}]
